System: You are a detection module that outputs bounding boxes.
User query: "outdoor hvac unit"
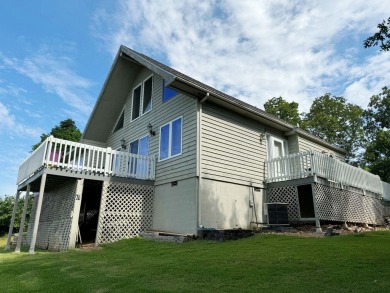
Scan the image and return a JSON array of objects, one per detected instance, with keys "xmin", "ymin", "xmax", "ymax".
[{"xmin": 264, "ymin": 203, "xmax": 289, "ymax": 225}]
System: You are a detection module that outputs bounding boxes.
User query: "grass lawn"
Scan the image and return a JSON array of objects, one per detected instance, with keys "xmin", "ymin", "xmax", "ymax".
[{"xmin": 1, "ymin": 231, "xmax": 390, "ymax": 292}]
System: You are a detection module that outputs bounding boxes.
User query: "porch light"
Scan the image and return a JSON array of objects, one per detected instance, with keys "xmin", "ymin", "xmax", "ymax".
[
  {"xmin": 120, "ymin": 138, "xmax": 127, "ymax": 150},
  {"xmin": 259, "ymin": 133, "xmax": 266, "ymax": 144},
  {"xmin": 147, "ymin": 123, "xmax": 156, "ymax": 136}
]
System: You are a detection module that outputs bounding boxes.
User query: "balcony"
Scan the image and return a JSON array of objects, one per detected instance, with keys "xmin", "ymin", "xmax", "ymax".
[
  {"xmin": 266, "ymin": 150, "xmax": 390, "ymax": 198},
  {"xmin": 17, "ymin": 136, "xmax": 156, "ymax": 186}
]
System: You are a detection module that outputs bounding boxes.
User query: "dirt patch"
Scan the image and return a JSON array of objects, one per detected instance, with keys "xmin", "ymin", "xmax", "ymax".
[{"xmin": 258, "ymin": 223, "xmax": 389, "ymax": 238}]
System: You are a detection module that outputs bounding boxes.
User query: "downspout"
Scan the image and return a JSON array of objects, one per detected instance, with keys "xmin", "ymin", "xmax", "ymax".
[{"xmin": 197, "ymin": 92, "xmax": 210, "ymax": 232}]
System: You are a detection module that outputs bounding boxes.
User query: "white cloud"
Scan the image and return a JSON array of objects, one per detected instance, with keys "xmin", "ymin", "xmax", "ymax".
[
  {"xmin": 93, "ymin": 0, "xmax": 390, "ymax": 111},
  {"xmin": 0, "ymin": 50, "xmax": 94, "ymax": 115},
  {"xmin": 0, "ymin": 101, "xmax": 43, "ymax": 137}
]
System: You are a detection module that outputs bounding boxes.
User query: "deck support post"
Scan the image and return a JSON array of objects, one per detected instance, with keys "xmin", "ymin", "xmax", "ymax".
[
  {"xmin": 68, "ymin": 179, "xmax": 84, "ymax": 249},
  {"xmin": 15, "ymin": 184, "xmax": 31, "ymax": 253},
  {"xmin": 29, "ymin": 173, "xmax": 47, "ymax": 254},
  {"xmin": 4, "ymin": 190, "xmax": 21, "ymax": 250},
  {"xmin": 311, "ymin": 183, "xmax": 322, "ymax": 233}
]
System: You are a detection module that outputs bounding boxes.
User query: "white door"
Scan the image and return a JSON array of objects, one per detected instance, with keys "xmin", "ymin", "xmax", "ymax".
[{"xmin": 268, "ymin": 136, "xmax": 288, "ymax": 178}]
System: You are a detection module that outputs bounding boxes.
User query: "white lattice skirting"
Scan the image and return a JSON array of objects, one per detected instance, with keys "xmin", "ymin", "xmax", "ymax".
[
  {"xmin": 268, "ymin": 183, "xmax": 385, "ymax": 225},
  {"xmin": 268, "ymin": 186, "xmax": 301, "ymax": 221},
  {"xmin": 96, "ymin": 181, "xmax": 154, "ymax": 244},
  {"xmin": 26, "ymin": 178, "xmax": 78, "ymax": 251}
]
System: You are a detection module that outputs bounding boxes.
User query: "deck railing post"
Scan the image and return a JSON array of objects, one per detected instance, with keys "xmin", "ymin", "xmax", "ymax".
[{"xmin": 105, "ymin": 147, "xmax": 112, "ymax": 175}]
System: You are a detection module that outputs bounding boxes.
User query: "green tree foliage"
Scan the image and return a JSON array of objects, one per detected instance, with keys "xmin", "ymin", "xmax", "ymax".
[
  {"xmin": 364, "ymin": 17, "xmax": 390, "ymax": 52},
  {"xmin": 32, "ymin": 118, "xmax": 82, "ymax": 151},
  {"xmin": 0, "ymin": 195, "xmax": 33, "ymax": 235},
  {"xmin": 364, "ymin": 86, "xmax": 390, "ymax": 133},
  {"xmin": 264, "ymin": 97, "xmax": 301, "ymax": 126},
  {"xmin": 363, "ymin": 87, "xmax": 390, "ymax": 182},
  {"xmin": 364, "ymin": 130, "xmax": 390, "ymax": 183},
  {"xmin": 301, "ymin": 94, "xmax": 364, "ymax": 163}
]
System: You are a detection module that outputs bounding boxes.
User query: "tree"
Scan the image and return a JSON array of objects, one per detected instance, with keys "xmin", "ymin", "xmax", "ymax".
[
  {"xmin": 363, "ymin": 87, "xmax": 390, "ymax": 182},
  {"xmin": 264, "ymin": 97, "xmax": 301, "ymax": 126},
  {"xmin": 301, "ymin": 94, "xmax": 364, "ymax": 163},
  {"xmin": 364, "ymin": 86, "xmax": 390, "ymax": 134},
  {"xmin": 364, "ymin": 130, "xmax": 390, "ymax": 182},
  {"xmin": 0, "ymin": 195, "xmax": 34, "ymax": 235},
  {"xmin": 364, "ymin": 17, "xmax": 390, "ymax": 51},
  {"xmin": 32, "ymin": 118, "xmax": 82, "ymax": 151}
]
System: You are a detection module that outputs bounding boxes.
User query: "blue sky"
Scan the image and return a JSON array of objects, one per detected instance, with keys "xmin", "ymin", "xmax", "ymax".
[{"xmin": 1, "ymin": 0, "xmax": 390, "ymax": 196}]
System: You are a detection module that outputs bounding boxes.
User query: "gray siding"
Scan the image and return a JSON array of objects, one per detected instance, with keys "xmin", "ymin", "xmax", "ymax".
[
  {"xmin": 288, "ymin": 134, "xmax": 299, "ymax": 154},
  {"xmin": 201, "ymin": 102, "xmax": 272, "ymax": 186},
  {"xmin": 298, "ymin": 136, "xmax": 345, "ymax": 161},
  {"xmin": 106, "ymin": 67, "xmax": 198, "ymax": 185}
]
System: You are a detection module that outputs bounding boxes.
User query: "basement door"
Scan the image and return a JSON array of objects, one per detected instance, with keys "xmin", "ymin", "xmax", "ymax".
[{"xmin": 78, "ymin": 180, "xmax": 103, "ymax": 245}]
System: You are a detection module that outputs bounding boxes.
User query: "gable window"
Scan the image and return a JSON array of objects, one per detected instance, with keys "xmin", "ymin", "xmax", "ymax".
[
  {"xmin": 131, "ymin": 76, "xmax": 153, "ymax": 121},
  {"xmin": 159, "ymin": 117, "xmax": 182, "ymax": 160},
  {"xmin": 113, "ymin": 110, "xmax": 125, "ymax": 132},
  {"xmin": 162, "ymin": 79, "xmax": 178, "ymax": 102}
]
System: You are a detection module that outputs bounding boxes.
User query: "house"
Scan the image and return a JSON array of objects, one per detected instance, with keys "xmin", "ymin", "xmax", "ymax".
[{"xmin": 5, "ymin": 45, "xmax": 390, "ymax": 252}]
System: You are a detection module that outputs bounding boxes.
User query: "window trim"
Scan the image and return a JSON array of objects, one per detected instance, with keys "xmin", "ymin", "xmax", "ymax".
[
  {"xmin": 131, "ymin": 74, "xmax": 154, "ymax": 122},
  {"xmin": 158, "ymin": 116, "xmax": 183, "ymax": 162},
  {"xmin": 129, "ymin": 134, "xmax": 150, "ymax": 155},
  {"xmin": 131, "ymin": 82, "xmax": 142, "ymax": 122},
  {"xmin": 142, "ymin": 75, "xmax": 153, "ymax": 115},
  {"xmin": 267, "ymin": 135, "xmax": 289, "ymax": 160}
]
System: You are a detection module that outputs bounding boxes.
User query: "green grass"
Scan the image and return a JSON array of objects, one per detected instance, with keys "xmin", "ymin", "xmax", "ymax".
[{"xmin": 1, "ymin": 231, "xmax": 390, "ymax": 292}]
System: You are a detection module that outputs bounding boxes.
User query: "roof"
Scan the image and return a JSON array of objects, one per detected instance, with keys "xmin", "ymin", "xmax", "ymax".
[{"xmin": 83, "ymin": 45, "xmax": 346, "ymax": 155}]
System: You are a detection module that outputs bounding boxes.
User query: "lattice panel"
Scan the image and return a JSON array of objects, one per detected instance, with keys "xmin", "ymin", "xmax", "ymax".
[
  {"xmin": 315, "ymin": 184, "xmax": 384, "ymax": 225},
  {"xmin": 97, "ymin": 181, "xmax": 154, "ymax": 244},
  {"xmin": 267, "ymin": 186, "xmax": 300, "ymax": 221},
  {"xmin": 385, "ymin": 206, "xmax": 390, "ymax": 217},
  {"xmin": 26, "ymin": 178, "xmax": 78, "ymax": 251}
]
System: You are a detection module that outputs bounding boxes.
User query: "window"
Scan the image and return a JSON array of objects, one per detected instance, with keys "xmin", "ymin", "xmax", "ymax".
[
  {"xmin": 159, "ymin": 117, "xmax": 182, "ymax": 160},
  {"xmin": 129, "ymin": 135, "xmax": 150, "ymax": 177},
  {"xmin": 162, "ymin": 79, "xmax": 178, "ymax": 102},
  {"xmin": 143, "ymin": 77, "xmax": 152, "ymax": 113},
  {"xmin": 131, "ymin": 76, "xmax": 153, "ymax": 120},
  {"xmin": 113, "ymin": 110, "xmax": 125, "ymax": 132},
  {"xmin": 132, "ymin": 85, "xmax": 141, "ymax": 120}
]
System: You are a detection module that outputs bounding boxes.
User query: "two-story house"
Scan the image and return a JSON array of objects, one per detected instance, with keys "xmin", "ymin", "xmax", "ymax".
[{"xmin": 5, "ymin": 45, "xmax": 390, "ymax": 252}]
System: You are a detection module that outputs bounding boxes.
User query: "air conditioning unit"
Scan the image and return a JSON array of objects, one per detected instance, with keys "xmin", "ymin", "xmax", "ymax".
[{"xmin": 264, "ymin": 203, "xmax": 289, "ymax": 225}]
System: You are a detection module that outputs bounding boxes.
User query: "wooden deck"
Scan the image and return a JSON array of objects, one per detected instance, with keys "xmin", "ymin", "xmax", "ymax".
[{"xmin": 17, "ymin": 136, "xmax": 156, "ymax": 187}]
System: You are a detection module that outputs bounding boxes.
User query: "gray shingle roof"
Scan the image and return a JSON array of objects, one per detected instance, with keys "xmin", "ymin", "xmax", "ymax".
[{"xmin": 120, "ymin": 45, "xmax": 346, "ymax": 155}]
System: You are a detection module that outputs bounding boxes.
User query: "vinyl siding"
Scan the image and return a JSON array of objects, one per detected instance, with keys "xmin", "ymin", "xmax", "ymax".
[
  {"xmin": 201, "ymin": 102, "xmax": 273, "ymax": 186},
  {"xmin": 298, "ymin": 136, "xmax": 345, "ymax": 161},
  {"xmin": 288, "ymin": 134, "xmax": 299, "ymax": 154},
  {"xmin": 106, "ymin": 67, "xmax": 198, "ymax": 185}
]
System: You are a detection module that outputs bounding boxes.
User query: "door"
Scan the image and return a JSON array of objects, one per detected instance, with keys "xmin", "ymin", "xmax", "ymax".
[
  {"xmin": 129, "ymin": 135, "xmax": 149, "ymax": 178},
  {"xmin": 268, "ymin": 136, "xmax": 288, "ymax": 178}
]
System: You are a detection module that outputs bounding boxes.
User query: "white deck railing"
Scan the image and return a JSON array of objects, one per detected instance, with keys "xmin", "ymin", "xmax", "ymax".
[
  {"xmin": 266, "ymin": 150, "xmax": 384, "ymax": 195},
  {"xmin": 17, "ymin": 136, "xmax": 156, "ymax": 185}
]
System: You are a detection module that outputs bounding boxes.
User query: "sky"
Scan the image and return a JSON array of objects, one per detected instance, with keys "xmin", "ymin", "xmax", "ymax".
[{"xmin": 1, "ymin": 0, "xmax": 390, "ymax": 197}]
